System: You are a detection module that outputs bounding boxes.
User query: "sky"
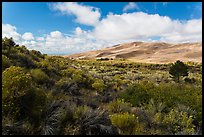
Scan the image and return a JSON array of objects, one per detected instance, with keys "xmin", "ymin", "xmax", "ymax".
[{"xmin": 2, "ymin": 2, "xmax": 202, "ymax": 55}]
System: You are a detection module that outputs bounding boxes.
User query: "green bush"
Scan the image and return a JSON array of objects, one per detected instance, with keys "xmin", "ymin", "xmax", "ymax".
[
  {"xmin": 20, "ymin": 88, "xmax": 47, "ymax": 123},
  {"xmin": 2, "ymin": 66, "xmax": 33, "ymax": 117},
  {"xmin": 2, "ymin": 66, "xmax": 47, "ymax": 121},
  {"xmin": 120, "ymin": 83, "xmax": 151, "ymax": 106},
  {"xmin": 110, "ymin": 112, "xmax": 138, "ymax": 135},
  {"xmin": 30, "ymin": 69, "xmax": 49, "ymax": 85},
  {"xmin": 72, "ymin": 72, "xmax": 86, "ymax": 84},
  {"xmin": 92, "ymin": 79, "xmax": 105, "ymax": 92},
  {"xmin": 184, "ymin": 77, "xmax": 196, "ymax": 84},
  {"xmin": 55, "ymin": 78, "xmax": 72, "ymax": 91},
  {"xmin": 61, "ymin": 68, "xmax": 76, "ymax": 77},
  {"xmin": 73, "ymin": 105, "xmax": 92, "ymax": 121},
  {"xmin": 169, "ymin": 60, "xmax": 188, "ymax": 82},
  {"xmin": 1, "ymin": 37, "xmax": 202, "ymax": 135},
  {"xmin": 55, "ymin": 77, "xmax": 80, "ymax": 95},
  {"xmin": 162, "ymin": 108, "xmax": 195, "ymax": 134},
  {"xmin": 108, "ymin": 99, "xmax": 132, "ymax": 114},
  {"xmin": 2, "ymin": 55, "xmax": 12, "ymax": 70}
]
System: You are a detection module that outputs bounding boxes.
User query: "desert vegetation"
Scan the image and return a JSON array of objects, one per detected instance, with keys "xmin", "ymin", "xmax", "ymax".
[{"xmin": 2, "ymin": 37, "xmax": 202, "ymax": 135}]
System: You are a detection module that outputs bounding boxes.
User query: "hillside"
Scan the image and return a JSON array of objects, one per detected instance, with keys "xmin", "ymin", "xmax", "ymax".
[
  {"xmin": 64, "ymin": 42, "xmax": 202, "ymax": 64},
  {"xmin": 2, "ymin": 37, "xmax": 202, "ymax": 135}
]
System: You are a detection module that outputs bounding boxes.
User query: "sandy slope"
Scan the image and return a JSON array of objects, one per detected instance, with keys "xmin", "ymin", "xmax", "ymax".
[{"xmin": 63, "ymin": 42, "xmax": 202, "ymax": 64}]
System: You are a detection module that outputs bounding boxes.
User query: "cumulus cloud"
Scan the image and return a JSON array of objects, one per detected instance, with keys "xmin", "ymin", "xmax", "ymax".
[
  {"xmin": 2, "ymin": 24, "xmax": 21, "ymax": 41},
  {"xmin": 182, "ymin": 19, "xmax": 202, "ymax": 34},
  {"xmin": 92, "ymin": 12, "xmax": 202, "ymax": 43},
  {"xmin": 37, "ymin": 37, "xmax": 45, "ymax": 41},
  {"xmin": 2, "ymin": 23, "xmax": 105, "ymax": 54},
  {"xmin": 2, "ymin": 9, "xmax": 202, "ymax": 55},
  {"xmin": 123, "ymin": 2, "xmax": 140, "ymax": 12},
  {"xmin": 160, "ymin": 19, "xmax": 202, "ymax": 43},
  {"xmin": 22, "ymin": 32, "xmax": 34, "ymax": 40},
  {"xmin": 36, "ymin": 29, "xmax": 109, "ymax": 54},
  {"xmin": 75, "ymin": 27, "xmax": 83, "ymax": 35},
  {"xmin": 92, "ymin": 12, "xmax": 174, "ymax": 41},
  {"xmin": 50, "ymin": 31, "xmax": 63, "ymax": 38},
  {"xmin": 51, "ymin": 2, "xmax": 101, "ymax": 26}
]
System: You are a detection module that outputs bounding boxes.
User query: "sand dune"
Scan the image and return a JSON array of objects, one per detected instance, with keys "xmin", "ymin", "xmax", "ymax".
[{"xmin": 63, "ymin": 42, "xmax": 202, "ymax": 64}]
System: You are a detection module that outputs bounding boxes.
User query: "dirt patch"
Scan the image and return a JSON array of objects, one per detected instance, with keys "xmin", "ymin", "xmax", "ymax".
[
  {"xmin": 115, "ymin": 50, "xmax": 145, "ymax": 58},
  {"xmin": 184, "ymin": 52, "xmax": 202, "ymax": 58}
]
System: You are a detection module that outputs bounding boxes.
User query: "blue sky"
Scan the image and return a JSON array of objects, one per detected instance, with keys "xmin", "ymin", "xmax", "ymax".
[{"xmin": 2, "ymin": 2, "xmax": 202, "ymax": 55}]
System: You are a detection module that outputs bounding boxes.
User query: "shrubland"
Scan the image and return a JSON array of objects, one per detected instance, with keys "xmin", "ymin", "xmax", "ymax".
[{"xmin": 2, "ymin": 37, "xmax": 202, "ymax": 135}]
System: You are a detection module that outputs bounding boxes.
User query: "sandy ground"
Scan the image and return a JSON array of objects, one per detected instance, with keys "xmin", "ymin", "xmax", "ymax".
[{"xmin": 63, "ymin": 42, "xmax": 202, "ymax": 64}]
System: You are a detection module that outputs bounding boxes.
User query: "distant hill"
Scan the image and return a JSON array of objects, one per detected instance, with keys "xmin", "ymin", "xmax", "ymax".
[{"xmin": 63, "ymin": 42, "xmax": 202, "ymax": 64}]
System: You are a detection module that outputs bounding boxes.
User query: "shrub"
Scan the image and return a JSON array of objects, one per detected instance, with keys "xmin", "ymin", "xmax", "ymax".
[
  {"xmin": 108, "ymin": 99, "xmax": 132, "ymax": 114},
  {"xmin": 169, "ymin": 60, "xmax": 188, "ymax": 82},
  {"xmin": 61, "ymin": 67, "xmax": 75, "ymax": 77},
  {"xmin": 2, "ymin": 66, "xmax": 32, "ymax": 117},
  {"xmin": 184, "ymin": 77, "xmax": 196, "ymax": 84},
  {"xmin": 30, "ymin": 69, "xmax": 49, "ymax": 85},
  {"xmin": 40, "ymin": 100, "xmax": 65, "ymax": 135},
  {"xmin": 162, "ymin": 108, "xmax": 195, "ymax": 134},
  {"xmin": 2, "ymin": 37, "xmax": 15, "ymax": 51},
  {"xmin": 72, "ymin": 72, "xmax": 86, "ymax": 84},
  {"xmin": 55, "ymin": 78, "xmax": 80, "ymax": 95},
  {"xmin": 64, "ymin": 124, "xmax": 80, "ymax": 135},
  {"xmin": 30, "ymin": 50, "xmax": 44, "ymax": 60},
  {"xmin": 73, "ymin": 105, "xmax": 92, "ymax": 121},
  {"xmin": 120, "ymin": 83, "xmax": 151, "ymax": 106},
  {"xmin": 110, "ymin": 112, "xmax": 138, "ymax": 135},
  {"xmin": 78, "ymin": 109, "xmax": 118, "ymax": 135},
  {"xmin": 2, "ymin": 66, "xmax": 47, "ymax": 122},
  {"xmin": 20, "ymin": 88, "xmax": 47, "ymax": 123},
  {"xmin": 92, "ymin": 79, "xmax": 105, "ymax": 92},
  {"xmin": 2, "ymin": 55, "xmax": 12, "ymax": 70}
]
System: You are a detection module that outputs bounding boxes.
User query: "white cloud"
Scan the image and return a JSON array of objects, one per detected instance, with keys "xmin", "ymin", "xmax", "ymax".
[
  {"xmin": 75, "ymin": 27, "xmax": 83, "ymax": 35},
  {"xmin": 22, "ymin": 32, "xmax": 34, "ymax": 40},
  {"xmin": 50, "ymin": 31, "xmax": 63, "ymax": 38},
  {"xmin": 39, "ymin": 29, "xmax": 109, "ymax": 54},
  {"xmin": 51, "ymin": 2, "xmax": 101, "ymax": 26},
  {"xmin": 2, "ymin": 10, "xmax": 202, "ymax": 55},
  {"xmin": 123, "ymin": 2, "xmax": 140, "ymax": 12},
  {"xmin": 92, "ymin": 12, "xmax": 175, "ymax": 41},
  {"xmin": 160, "ymin": 19, "xmax": 202, "ymax": 43},
  {"xmin": 92, "ymin": 12, "xmax": 202, "ymax": 43},
  {"xmin": 30, "ymin": 40, "xmax": 36, "ymax": 44},
  {"xmin": 182, "ymin": 19, "xmax": 202, "ymax": 34},
  {"xmin": 160, "ymin": 34, "xmax": 201, "ymax": 43},
  {"xmin": 2, "ymin": 24, "xmax": 21, "ymax": 41},
  {"xmin": 37, "ymin": 37, "xmax": 45, "ymax": 41}
]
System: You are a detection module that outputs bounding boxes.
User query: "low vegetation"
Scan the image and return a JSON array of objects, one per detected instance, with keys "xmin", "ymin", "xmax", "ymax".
[{"xmin": 2, "ymin": 37, "xmax": 202, "ymax": 135}]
